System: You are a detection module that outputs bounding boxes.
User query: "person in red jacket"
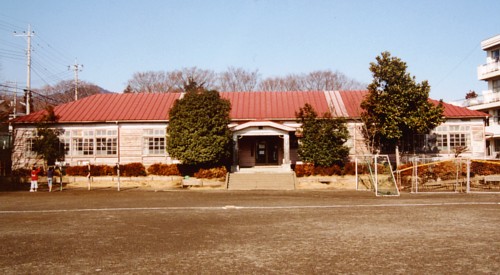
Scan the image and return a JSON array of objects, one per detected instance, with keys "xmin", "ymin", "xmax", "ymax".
[{"xmin": 30, "ymin": 166, "xmax": 41, "ymax": 192}]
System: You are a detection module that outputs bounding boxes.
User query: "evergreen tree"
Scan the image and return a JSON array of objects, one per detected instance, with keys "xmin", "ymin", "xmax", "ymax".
[
  {"xmin": 361, "ymin": 51, "xmax": 444, "ymax": 156},
  {"xmin": 32, "ymin": 106, "xmax": 65, "ymax": 166},
  {"xmin": 296, "ymin": 103, "xmax": 350, "ymax": 167},
  {"xmin": 123, "ymin": 84, "xmax": 133, "ymax": 93},
  {"xmin": 166, "ymin": 79, "xmax": 232, "ymax": 167}
]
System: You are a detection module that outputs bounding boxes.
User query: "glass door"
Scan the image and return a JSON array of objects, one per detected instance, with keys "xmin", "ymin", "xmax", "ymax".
[{"xmin": 256, "ymin": 141, "xmax": 267, "ymax": 164}]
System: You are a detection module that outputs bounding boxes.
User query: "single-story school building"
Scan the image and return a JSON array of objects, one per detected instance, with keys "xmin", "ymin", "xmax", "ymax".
[{"xmin": 11, "ymin": 91, "xmax": 489, "ymax": 171}]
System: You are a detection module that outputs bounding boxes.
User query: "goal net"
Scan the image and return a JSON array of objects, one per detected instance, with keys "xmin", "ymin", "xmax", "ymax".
[{"xmin": 356, "ymin": 155, "xmax": 400, "ymax": 196}]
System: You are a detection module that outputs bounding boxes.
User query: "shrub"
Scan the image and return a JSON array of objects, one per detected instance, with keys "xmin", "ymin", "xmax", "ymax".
[
  {"xmin": 121, "ymin": 163, "xmax": 146, "ymax": 177},
  {"xmin": 343, "ymin": 162, "xmax": 356, "ymax": 175},
  {"xmin": 11, "ymin": 168, "xmax": 31, "ymax": 177},
  {"xmin": 313, "ymin": 165, "xmax": 342, "ymax": 176},
  {"xmin": 397, "ymin": 163, "xmax": 413, "ymax": 177},
  {"xmin": 294, "ymin": 163, "xmax": 345, "ymax": 177},
  {"xmin": 194, "ymin": 166, "xmax": 227, "ymax": 179},
  {"xmin": 294, "ymin": 163, "xmax": 314, "ymax": 177},
  {"xmin": 147, "ymin": 163, "xmax": 181, "ymax": 176},
  {"xmin": 147, "ymin": 163, "xmax": 161, "ymax": 175},
  {"xmin": 65, "ymin": 163, "xmax": 146, "ymax": 177},
  {"xmin": 471, "ymin": 161, "xmax": 500, "ymax": 175},
  {"xmin": 431, "ymin": 161, "xmax": 462, "ymax": 181},
  {"xmin": 65, "ymin": 165, "xmax": 89, "ymax": 176},
  {"xmin": 92, "ymin": 165, "xmax": 115, "ymax": 176}
]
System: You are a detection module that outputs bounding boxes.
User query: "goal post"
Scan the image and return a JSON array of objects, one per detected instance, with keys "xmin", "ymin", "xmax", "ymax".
[{"xmin": 355, "ymin": 155, "xmax": 400, "ymax": 196}]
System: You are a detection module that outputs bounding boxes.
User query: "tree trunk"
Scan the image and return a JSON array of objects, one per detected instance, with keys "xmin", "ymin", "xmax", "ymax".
[{"xmin": 395, "ymin": 144, "xmax": 401, "ymax": 169}]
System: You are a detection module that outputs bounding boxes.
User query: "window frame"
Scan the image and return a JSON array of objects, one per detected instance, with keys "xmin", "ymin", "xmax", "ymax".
[{"xmin": 143, "ymin": 129, "xmax": 166, "ymax": 156}]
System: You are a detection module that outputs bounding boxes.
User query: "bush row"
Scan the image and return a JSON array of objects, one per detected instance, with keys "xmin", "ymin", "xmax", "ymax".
[
  {"xmin": 293, "ymin": 162, "xmax": 357, "ymax": 177},
  {"xmin": 12, "ymin": 163, "xmax": 228, "ymax": 179},
  {"xmin": 64, "ymin": 163, "xmax": 147, "ymax": 177},
  {"xmin": 293, "ymin": 161, "xmax": 396, "ymax": 177},
  {"xmin": 399, "ymin": 160, "xmax": 500, "ymax": 181}
]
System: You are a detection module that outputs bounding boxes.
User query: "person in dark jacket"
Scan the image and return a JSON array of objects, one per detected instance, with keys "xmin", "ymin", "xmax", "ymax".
[{"xmin": 47, "ymin": 166, "xmax": 54, "ymax": 192}]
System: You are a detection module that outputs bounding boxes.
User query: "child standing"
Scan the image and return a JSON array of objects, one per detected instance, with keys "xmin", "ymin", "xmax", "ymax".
[
  {"xmin": 47, "ymin": 166, "xmax": 54, "ymax": 192},
  {"xmin": 30, "ymin": 166, "xmax": 41, "ymax": 192}
]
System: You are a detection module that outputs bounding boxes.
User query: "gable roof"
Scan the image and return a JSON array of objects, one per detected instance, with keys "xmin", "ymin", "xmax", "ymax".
[
  {"xmin": 12, "ymin": 90, "xmax": 488, "ymax": 124},
  {"xmin": 13, "ymin": 93, "xmax": 181, "ymax": 123},
  {"xmin": 429, "ymin": 99, "xmax": 489, "ymax": 118},
  {"xmin": 330, "ymin": 90, "xmax": 489, "ymax": 119},
  {"xmin": 220, "ymin": 91, "xmax": 330, "ymax": 120}
]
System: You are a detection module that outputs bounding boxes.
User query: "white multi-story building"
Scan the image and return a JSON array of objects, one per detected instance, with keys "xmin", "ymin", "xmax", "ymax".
[{"xmin": 461, "ymin": 34, "xmax": 500, "ymax": 158}]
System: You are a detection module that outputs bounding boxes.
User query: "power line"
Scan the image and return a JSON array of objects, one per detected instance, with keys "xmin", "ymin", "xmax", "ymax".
[{"xmin": 434, "ymin": 43, "xmax": 481, "ymax": 89}]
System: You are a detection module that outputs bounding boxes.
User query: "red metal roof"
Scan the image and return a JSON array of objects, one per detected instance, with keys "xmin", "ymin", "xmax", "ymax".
[
  {"xmin": 430, "ymin": 99, "xmax": 489, "ymax": 118},
  {"xmin": 13, "ymin": 93, "xmax": 181, "ymax": 123},
  {"xmin": 220, "ymin": 91, "xmax": 330, "ymax": 120},
  {"xmin": 12, "ymin": 91, "xmax": 488, "ymax": 124},
  {"xmin": 337, "ymin": 90, "xmax": 489, "ymax": 119},
  {"xmin": 337, "ymin": 90, "xmax": 367, "ymax": 118}
]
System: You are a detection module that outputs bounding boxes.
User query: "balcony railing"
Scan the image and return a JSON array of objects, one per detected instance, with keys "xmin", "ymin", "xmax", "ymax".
[
  {"xmin": 478, "ymin": 60, "xmax": 500, "ymax": 80},
  {"xmin": 451, "ymin": 89, "xmax": 500, "ymax": 107}
]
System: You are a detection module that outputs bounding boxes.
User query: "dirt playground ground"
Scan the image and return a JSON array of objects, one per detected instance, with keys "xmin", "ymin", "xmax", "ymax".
[{"xmin": 1, "ymin": 189, "xmax": 499, "ymax": 274}]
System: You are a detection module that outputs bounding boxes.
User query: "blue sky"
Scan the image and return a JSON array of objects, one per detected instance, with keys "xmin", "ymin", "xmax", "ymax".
[{"xmin": 1, "ymin": 0, "xmax": 499, "ymax": 101}]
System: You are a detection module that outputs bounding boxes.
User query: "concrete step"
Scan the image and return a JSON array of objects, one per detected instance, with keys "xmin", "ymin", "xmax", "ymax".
[{"xmin": 228, "ymin": 172, "xmax": 296, "ymax": 190}]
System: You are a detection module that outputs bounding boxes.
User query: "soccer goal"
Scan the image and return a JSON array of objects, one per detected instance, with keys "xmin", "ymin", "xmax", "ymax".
[{"xmin": 355, "ymin": 155, "xmax": 400, "ymax": 196}]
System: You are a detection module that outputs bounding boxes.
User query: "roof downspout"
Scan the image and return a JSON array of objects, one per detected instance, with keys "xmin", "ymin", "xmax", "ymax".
[{"xmin": 116, "ymin": 121, "xmax": 121, "ymax": 191}]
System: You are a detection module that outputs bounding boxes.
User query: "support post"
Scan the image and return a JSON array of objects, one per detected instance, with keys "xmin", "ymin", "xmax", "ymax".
[
  {"xmin": 116, "ymin": 163, "xmax": 121, "ymax": 192},
  {"xmin": 282, "ymin": 134, "xmax": 290, "ymax": 170},
  {"xmin": 232, "ymin": 135, "xmax": 239, "ymax": 172}
]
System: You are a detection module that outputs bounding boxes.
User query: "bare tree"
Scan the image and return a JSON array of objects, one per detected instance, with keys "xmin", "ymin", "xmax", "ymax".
[
  {"xmin": 218, "ymin": 67, "xmax": 259, "ymax": 92},
  {"xmin": 178, "ymin": 67, "xmax": 217, "ymax": 90},
  {"xmin": 32, "ymin": 80, "xmax": 104, "ymax": 112},
  {"xmin": 303, "ymin": 70, "xmax": 342, "ymax": 90},
  {"xmin": 259, "ymin": 70, "xmax": 365, "ymax": 91},
  {"xmin": 127, "ymin": 67, "xmax": 218, "ymax": 93},
  {"xmin": 126, "ymin": 68, "xmax": 365, "ymax": 93},
  {"xmin": 127, "ymin": 71, "xmax": 171, "ymax": 93},
  {"xmin": 258, "ymin": 74, "xmax": 303, "ymax": 91}
]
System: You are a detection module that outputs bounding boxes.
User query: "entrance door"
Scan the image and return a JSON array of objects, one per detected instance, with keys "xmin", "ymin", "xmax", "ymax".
[{"xmin": 255, "ymin": 138, "xmax": 279, "ymax": 165}]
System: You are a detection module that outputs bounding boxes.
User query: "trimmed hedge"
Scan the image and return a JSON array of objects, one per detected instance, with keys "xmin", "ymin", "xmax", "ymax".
[
  {"xmin": 64, "ymin": 163, "xmax": 146, "ymax": 177},
  {"xmin": 294, "ymin": 163, "xmax": 354, "ymax": 177},
  {"xmin": 194, "ymin": 166, "xmax": 227, "ymax": 179},
  {"xmin": 147, "ymin": 163, "xmax": 181, "ymax": 176}
]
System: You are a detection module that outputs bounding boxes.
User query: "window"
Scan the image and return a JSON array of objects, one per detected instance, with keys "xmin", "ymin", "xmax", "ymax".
[
  {"xmin": 449, "ymin": 133, "xmax": 468, "ymax": 148},
  {"xmin": 61, "ymin": 131, "xmax": 70, "ymax": 156},
  {"xmin": 72, "ymin": 130, "xmax": 94, "ymax": 156},
  {"xmin": 493, "ymin": 79, "xmax": 500, "ymax": 94},
  {"xmin": 495, "ymin": 140, "xmax": 500, "ymax": 153},
  {"xmin": 495, "ymin": 109, "xmax": 500, "ymax": 125},
  {"xmin": 143, "ymin": 129, "xmax": 165, "ymax": 155},
  {"xmin": 21, "ymin": 130, "xmax": 36, "ymax": 156},
  {"xmin": 492, "ymin": 49, "xmax": 500, "ymax": 62},
  {"xmin": 436, "ymin": 134, "xmax": 448, "ymax": 152},
  {"xmin": 432, "ymin": 125, "xmax": 471, "ymax": 153},
  {"xmin": 25, "ymin": 137, "xmax": 35, "ymax": 156},
  {"xmin": 96, "ymin": 130, "xmax": 117, "ymax": 156}
]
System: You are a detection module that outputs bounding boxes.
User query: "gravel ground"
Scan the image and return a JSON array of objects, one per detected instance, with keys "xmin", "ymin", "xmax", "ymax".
[{"xmin": 0, "ymin": 190, "xmax": 499, "ymax": 274}]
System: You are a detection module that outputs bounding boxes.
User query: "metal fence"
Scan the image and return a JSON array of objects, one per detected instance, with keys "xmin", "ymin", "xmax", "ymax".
[{"xmin": 397, "ymin": 157, "xmax": 500, "ymax": 194}]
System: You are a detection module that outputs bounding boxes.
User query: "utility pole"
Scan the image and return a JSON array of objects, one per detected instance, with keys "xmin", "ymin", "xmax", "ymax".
[
  {"xmin": 14, "ymin": 24, "xmax": 34, "ymax": 115},
  {"xmin": 69, "ymin": 59, "xmax": 83, "ymax": 101}
]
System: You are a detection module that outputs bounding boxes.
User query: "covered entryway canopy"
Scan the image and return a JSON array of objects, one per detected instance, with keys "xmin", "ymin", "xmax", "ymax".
[{"xmin": 230, "ymin": 121, "xmax": 296, "ymax": 172}]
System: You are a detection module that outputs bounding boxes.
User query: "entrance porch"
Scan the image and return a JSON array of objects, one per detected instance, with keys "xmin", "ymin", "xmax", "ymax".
[{"xmin": 230, "ymin": 121, "xmax": 297, "ymax": 172}]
